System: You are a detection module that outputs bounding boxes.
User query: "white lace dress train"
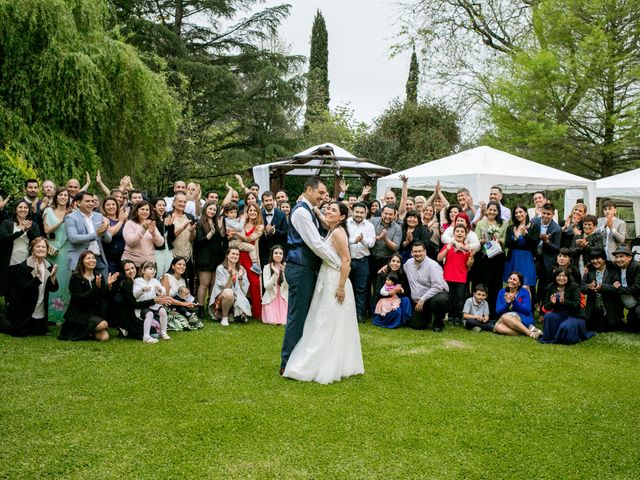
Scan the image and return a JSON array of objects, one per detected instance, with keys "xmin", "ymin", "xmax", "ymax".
[{"xmin": 283, "ymin": 239, "xmax": 364, "ymax": 384}]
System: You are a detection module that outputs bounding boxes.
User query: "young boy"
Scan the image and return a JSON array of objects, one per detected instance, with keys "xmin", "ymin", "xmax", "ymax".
[
  {"xmin": 463, "ymin": 284, "xmax": 493, "ymax": 332},
  {"xmin": 223, "ymin": 202, "xmax": 261, "ymax": 274}
]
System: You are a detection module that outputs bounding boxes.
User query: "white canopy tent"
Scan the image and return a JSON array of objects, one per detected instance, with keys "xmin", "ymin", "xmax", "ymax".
[
  {"xmin": 376, "ymin": 146, "xmax": 596, "ymax": 214},
  {"xmin": 595, "ymin": 168, "xmax": 640, "ymax": 233}
]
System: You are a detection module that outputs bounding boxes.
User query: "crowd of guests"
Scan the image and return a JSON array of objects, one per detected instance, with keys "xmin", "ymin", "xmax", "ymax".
[{"xmin": 0, "ymin": 172, "xmax": 639, "ymax": 346}]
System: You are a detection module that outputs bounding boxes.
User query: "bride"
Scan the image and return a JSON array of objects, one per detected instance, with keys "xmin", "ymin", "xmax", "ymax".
[{"xmin": 283, "ymin": 201, "xmax": 364, "ymax": 384}]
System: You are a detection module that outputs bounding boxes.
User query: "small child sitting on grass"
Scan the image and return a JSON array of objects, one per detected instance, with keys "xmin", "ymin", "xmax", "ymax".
[
  {"xmin": 374, "ymin": 272, "xmax": 404, "ymax": 317},
  {"xmin": 463, "ymin": 284, "xmax": 493, "ymax": 332}
]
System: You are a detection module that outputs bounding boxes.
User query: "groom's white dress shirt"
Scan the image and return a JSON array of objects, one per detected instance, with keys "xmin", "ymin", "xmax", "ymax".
[{"xmin": 290, "ymin": 198, "xmax": 334, "ymax": 263}]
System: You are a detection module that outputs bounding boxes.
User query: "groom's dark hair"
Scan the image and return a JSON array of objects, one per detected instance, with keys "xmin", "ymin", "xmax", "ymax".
[{"xmin": 304, "ymin": 177, "xmax": 325, "ymax": 191}]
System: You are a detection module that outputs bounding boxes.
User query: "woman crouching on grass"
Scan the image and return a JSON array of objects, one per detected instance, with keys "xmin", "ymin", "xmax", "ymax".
[
  {"xmin": 0, "ymin": 237, "xmax": 58, "ymax": 336},
  {"xmin": 59, "ymin": 250, "xmax": 118, "ymax": 342},
  {"xmin": 494, "ymin": 271, "xmax": 541, "ymax": 339},
  {"xmin": 209, "ymin": 247, "xmax": 251, "ymax": 326}
]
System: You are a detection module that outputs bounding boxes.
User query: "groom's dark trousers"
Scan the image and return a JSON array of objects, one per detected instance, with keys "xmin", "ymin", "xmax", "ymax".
[{"xmin": 280, "ymin": 262, "xmax": 317, "ymax": 368}]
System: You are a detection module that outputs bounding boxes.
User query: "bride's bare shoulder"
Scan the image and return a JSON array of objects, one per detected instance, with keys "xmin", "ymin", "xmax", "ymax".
[{"xmin": 330, "ymin": 227, "xmax": 348, "ymax": 242}]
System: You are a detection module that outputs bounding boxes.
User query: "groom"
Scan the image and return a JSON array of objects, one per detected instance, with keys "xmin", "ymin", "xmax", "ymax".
[{"xmin": 280, "ymin": 177, "xmax": 334, "ymax": 374}]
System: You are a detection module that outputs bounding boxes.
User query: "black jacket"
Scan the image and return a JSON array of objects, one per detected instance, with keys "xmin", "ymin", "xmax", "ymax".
[
  {"xmin": 259, "ymin": 208, "xmax": 289, "ymax": 265},
  {"xmin": 3, "ymin": 259, "xmax": 58, "ymax": 336},
  {"xmin": 0, "ymin": 218, "xmax": 41, "ymax": 295}
]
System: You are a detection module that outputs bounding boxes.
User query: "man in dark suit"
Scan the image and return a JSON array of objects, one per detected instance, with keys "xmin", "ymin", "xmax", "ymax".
[
  {"xmin": 612, "ymin": 245, "xmax": 640, "ymax": 333},
  {"xmin": 532, "ymin": 202, "xmax": 561, "ymax": 302},
  {"xmin": 259, "ymin": 191, "xmax": 288, "ymax": 267}
]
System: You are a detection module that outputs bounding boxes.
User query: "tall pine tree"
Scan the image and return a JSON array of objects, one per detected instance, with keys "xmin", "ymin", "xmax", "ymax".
[
  {"xmin": 304, "ymin": 10, "xmax": 330, "ymax": 127},
  {"xmin": 405, "ymin": 48, "xmax": 419, "ymax": 104}
]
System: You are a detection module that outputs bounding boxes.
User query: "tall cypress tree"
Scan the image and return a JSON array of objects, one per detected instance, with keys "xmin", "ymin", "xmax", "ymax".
[
  {"xmin": 405, "ymin": 48, "xmax": 419, "ymax": 104},
  {"xmin": 305, "ymin": 9, "xmax": 330, "ymax": 126}
]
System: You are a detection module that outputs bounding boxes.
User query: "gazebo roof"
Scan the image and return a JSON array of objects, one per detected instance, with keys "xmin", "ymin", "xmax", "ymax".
[{"xmin": 256, "ymin": 143, "xmax": 391, "ymax": 178}]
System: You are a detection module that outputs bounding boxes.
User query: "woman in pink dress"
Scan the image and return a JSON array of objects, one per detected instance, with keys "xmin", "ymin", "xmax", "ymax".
[
  {"xmin": 228, "ymin": 201, "xmax": 263, "ymax": 319},
  {"xmin": 261, "ymin": 245, "xmax": 288, "ymax": 325}
]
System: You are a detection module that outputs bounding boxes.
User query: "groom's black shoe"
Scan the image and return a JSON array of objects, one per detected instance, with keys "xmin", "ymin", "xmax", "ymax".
[{"xmin": 279, "ymin": 368, "xmax": 285, "ymax": 376}]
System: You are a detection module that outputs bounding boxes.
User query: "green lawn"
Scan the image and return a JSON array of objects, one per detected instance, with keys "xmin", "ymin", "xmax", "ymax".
[{"xmin": 1, "ymin": 321, "xmax": 639, "ymax": 479}]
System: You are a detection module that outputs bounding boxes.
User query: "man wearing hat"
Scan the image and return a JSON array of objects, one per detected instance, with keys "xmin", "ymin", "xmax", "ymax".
[
  {"xmin": 612, "ymin": 245, "xmax": 640, "ymax": 333},
  {"xmin": 581, "ymin": 248, "xmax": 622, "ymax": 332}
]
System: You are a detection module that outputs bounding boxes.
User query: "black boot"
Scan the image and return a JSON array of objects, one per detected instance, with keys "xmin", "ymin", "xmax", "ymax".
[{"xmin": 197, "ymin": 305, "xmax": 205, "ymax": 319}]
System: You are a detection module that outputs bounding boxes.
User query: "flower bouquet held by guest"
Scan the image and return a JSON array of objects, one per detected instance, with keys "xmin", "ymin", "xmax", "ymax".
[
  {"xmin": 0, "ymin": 237, "xmax": 58, "ymax": 336},
  {"xmin": 262, "ymin": 245, "xmax": 288, "ymax": 325},
  {"xmin": 209, "ymin": 247, "xmax": 251, "ymax": 326}
]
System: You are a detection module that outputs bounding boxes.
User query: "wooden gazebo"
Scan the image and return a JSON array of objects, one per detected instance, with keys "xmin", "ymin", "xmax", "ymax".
[{"xmin": 251, "ymin": 143, "xmax": 392, "ymax": 197}]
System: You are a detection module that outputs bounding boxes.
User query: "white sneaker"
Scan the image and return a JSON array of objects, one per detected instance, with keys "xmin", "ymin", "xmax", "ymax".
[
  {"xmin": 221, "ymin": 317, "xmax": 229, "ymax": 327},
  {"xmin": 143, "ymin": 336, "xmax": 158, "ymax": 344},
  {"xmin": 160, "ymin": 332, "xmax": 171, "ymax": 340}
]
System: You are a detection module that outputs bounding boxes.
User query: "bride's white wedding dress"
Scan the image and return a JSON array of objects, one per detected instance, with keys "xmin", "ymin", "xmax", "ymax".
[{"xmin": 283, "ymin": 233, "xmax": 364, "ymax": 384}]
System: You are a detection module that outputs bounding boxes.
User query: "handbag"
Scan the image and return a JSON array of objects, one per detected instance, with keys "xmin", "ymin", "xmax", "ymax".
[{"xmin": 483, "ymin": 240, "xmax": 503, "ymax": 259}]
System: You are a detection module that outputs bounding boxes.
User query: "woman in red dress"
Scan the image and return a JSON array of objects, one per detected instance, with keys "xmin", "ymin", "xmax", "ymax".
[{"xmin": 230, "ymin": 201, "xmax": 264, "ymax": 318}]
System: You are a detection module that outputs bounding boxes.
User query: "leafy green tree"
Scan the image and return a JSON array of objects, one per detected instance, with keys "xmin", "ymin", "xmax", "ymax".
[
  {"xmin": 354, "ymin": 100, "xmax": 460, "ymax": 172},
  {"xmin": 406, "ymin": 48, "xmax": 419, "ymax": 104},
  {"xmin": 403, "ymin": 0, "xmax": 640, "ymax": 178},
  {"xmin": 0, "ymin": 0, "xmax": 180, "ymax": 192},
  {"xmin": 304, "ymin": 9, "xmax": 330, "ymax": 127},
  {"xmin": 112, "ymin": 1, "xmax": 306, "ymax": 193}
]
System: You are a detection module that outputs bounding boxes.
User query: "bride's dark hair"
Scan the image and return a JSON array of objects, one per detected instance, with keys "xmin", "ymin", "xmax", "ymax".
[{"xmin": 330, "ymin": 201, "xmax": 350, "ymax": 237}]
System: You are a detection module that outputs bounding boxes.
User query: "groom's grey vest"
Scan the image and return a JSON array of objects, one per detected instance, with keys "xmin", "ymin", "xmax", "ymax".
[{"xmin": 286, "ymin": 201, "xmax": 321, "ymax": 271}]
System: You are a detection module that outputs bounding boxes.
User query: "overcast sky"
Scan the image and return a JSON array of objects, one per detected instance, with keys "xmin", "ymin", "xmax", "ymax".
[{"xmin": 263, "ymin": 0, "xmax": 410, "ymax": 124}]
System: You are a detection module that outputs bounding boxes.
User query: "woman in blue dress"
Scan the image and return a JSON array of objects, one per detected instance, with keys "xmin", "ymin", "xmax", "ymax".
[
  {"xmin": 541, "ymin": 268, "xmax": 595, "ymax": 344},
  {"xmin": 503, "ymin": 204, "xmax": 539, "ymax": 290},
  {"xmin": 494, "ymin": 271, "xmax": 540, "ymax": 338},
  {"xmin": 372, "ymin": 253, "xmax": 412, "ymax": 328},
  {"xmin": 43, "ymin": 188, "xmax": 72, "ymax": 324}
]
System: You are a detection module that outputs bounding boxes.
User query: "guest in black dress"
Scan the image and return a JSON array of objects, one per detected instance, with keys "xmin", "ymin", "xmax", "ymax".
[
  {"xmin": 194, "ymin": 201, "xmax": 225, "ymax": 318},
  {"xmin": 0, "ymin": 199, "xmax": 41, "ymax": 295},
  {"xmin": 399, "ymin": 210, "xmax": 431, "ymax": 263},
  {"xmin": 58, "ymin": 250, "xmax": 117, "ymax": 341},
  {"xmin": 541, "ymin": 268, "xmax": 594, "ymax": 344},
  {"xmin": 1, "ymin": 237, "xmax": 58, "ymax": 336}
]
